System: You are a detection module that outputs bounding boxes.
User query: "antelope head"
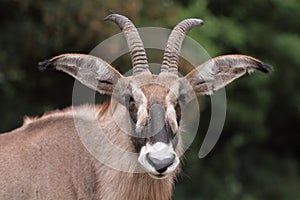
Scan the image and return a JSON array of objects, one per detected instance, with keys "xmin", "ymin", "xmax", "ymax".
[{"xmin": 39, "ymin": 14, "xmax": 271, "ymax": 179}]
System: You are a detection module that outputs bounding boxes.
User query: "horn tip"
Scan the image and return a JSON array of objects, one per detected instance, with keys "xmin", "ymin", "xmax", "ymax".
[
  {"xmin": 104, "ymin": 13, "xmax": 124, "ymax": 21},
  {"xmin": 192, "ymin": 18, "xmax": 204, "ymax": 26},
  {"xmin": 104, "ymin": 14, "xmax": 114, "ymax": 21},
  {"xmin": 184, "ymin": 18, "xmax": 205, "ymax": 27},
  {"xmin": 199, "ymin": 19, "xmax": 204, "ymax": 26}
]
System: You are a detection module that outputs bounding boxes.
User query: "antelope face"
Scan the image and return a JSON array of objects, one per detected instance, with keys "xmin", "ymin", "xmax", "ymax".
[
  {"xmin": 39, "ymin": 14, "xmax": 271, "ymax": 179},
  {"xmin": 122, "ymin": 74, "xmax": 183, "ymax": 178}
]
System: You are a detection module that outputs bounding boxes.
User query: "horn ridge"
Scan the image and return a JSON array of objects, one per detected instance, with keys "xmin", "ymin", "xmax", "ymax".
[
  {"xmin": 161, "ymin": 18, "xmax": 204, "ymax": 75},
  {"xmin": 105, "ymin": 14, "xmax": 150, "ymax": 75}
]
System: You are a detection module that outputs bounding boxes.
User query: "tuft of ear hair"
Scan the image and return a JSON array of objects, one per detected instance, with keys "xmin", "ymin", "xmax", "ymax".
[
  {"xmin": 38, "ymin": 59, "xmax": 54, "ymax": 71},
  {"xmin": 255, "ymin": 61, "xmax": 273, "ymax": 73}
]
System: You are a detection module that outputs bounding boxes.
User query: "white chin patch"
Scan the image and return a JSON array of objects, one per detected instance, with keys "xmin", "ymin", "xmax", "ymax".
[{"xmin": 138, "ymin": 142, "xmax": 179, "ymax": 177}]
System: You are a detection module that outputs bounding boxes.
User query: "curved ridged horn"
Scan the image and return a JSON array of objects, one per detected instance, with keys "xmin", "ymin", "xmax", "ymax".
[
  {"xmin": 104, "ymin": 14, "xmax": 150, "ymax": 75},
  {"xmin": 161, "ymin": 19, "xmax": 204, "ymax": 75}
]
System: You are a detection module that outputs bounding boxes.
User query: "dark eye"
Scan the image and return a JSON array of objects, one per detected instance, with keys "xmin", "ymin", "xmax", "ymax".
[
  {"xmin": 127, "ymin": 96, "xmax": 138, "ymax": 123},
  {"xmin": 175, "ymin": 99, "xmax": 181, "ymax": 124},
  {"xmin": 128, "ymin": 96, "xmax": 135, "ymax": 110},
  {"xmin": 124, "ymin": 94, "xmax": 134, "ymax": 108}
]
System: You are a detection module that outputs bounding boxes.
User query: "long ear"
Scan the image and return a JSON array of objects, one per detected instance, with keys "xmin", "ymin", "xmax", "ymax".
[
  {"xmin": 38, "ymin": 54, "xmax": 123, "ymax": 95},
  {"xmin": 183, "ymin": 55, "xmax": 272, "ymax": 95}
]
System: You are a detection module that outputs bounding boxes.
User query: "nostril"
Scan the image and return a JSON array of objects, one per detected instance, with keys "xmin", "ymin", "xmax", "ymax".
[
  {"xmin": 156, "ymin": 167, "xmax": 168, "ymax": 174},
  {"xmin": 146, "ymin": 153, "xmax": 175, "ymax": 173}
]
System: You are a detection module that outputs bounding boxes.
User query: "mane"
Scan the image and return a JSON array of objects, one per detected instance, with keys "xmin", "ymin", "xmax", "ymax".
[{"xmin": 22, "ymin": 102, "xmax": 110, "ymax": 127}]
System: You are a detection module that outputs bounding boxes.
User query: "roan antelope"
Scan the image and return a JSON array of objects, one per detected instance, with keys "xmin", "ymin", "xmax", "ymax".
[{"xmin": 0, "ymin": 14, "xmax": 271, "ymax": 199}]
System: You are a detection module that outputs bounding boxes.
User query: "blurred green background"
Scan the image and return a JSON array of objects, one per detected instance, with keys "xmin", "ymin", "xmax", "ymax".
[{"xmin": 0, "ymin": 0, "xmax": 299, "ymax": 199}]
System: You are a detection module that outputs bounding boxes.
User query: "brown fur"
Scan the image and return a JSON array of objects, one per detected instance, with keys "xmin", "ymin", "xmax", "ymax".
[
  {"xmin": 0, "ymin": 104, "xmax": 177, "ymax": 200},
  {"xmin": 141, "ymin": 83, "xmax": 170, "ymax": 107}
]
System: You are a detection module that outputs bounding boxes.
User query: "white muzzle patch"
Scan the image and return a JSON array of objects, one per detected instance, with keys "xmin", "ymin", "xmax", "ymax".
[{"xmin": 138, "ymin": 142, "xmax": 179, "ymax": 178}]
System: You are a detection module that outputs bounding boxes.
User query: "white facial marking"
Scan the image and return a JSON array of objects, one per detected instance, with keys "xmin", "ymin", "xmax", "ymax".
[
  {"xmin": 165, "ymin": 90, "xmax": 179, "ymax": 134},
  {"xmin": 138, "ymin": 142, "xmax": 179, "ymax": 177},
  {"xmin": 166, "ymin": 106, "xmax": 178, "ymax": 134},
  {"xmin": 131, "ymin": 85, "xmax": 149, "ymax": 134},
  {"xmin": 136, "ymin": 106, "xmax": 148, "ymax": 133}
]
